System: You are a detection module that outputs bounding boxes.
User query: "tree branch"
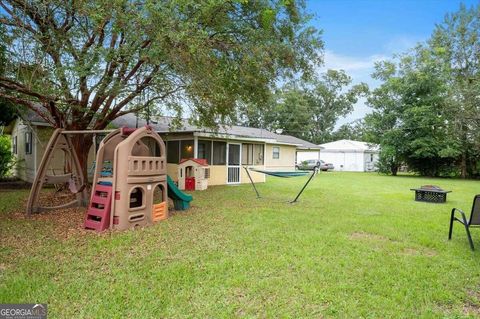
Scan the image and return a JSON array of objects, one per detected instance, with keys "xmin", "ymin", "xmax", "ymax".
[{"xmin": 0, "ymin": 91, "xmax": 56, "ymax": 126}]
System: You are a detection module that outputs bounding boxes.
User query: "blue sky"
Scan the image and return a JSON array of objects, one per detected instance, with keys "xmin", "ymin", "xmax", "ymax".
[{"xmin": 306, "ymin": 0, "xmax": 479, "ymax": 127}]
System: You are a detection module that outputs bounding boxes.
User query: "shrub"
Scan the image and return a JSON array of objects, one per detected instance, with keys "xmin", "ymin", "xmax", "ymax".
[{"xmin": 0, "ymin": 135, "xmax": 14, "ymax": 177}]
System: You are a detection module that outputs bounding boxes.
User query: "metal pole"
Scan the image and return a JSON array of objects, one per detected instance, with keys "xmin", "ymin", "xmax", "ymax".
[
  {"xmin": 290, "ymin": 167, "xmax": 318, "ymax": 203},
  {"xmin": 60, "ymin": 130, "xmax": 115, "ymax": 134},
  {"xmin": 243, "ymin": 166, "xmax": 261, "ymax": 198}
]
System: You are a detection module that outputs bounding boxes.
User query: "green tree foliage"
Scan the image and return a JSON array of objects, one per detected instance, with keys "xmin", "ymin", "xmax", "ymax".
[
  {"xmin": 365, "ymin": 49, "xmax": 462, "ymax": 176},
  {"xmin": 429, "ymin": 3, "xmax": 480, "ymax": 177},
  {"xmin": 328, "ymin": 119, "xmax": 366, "ymax": 142},
  {"xmin": 0, "ymin": 25, "xmax": 17, "ymax": 126},
  {"xmin": 0, "ymin": 0, "xmax": 322, "ymax": 171},
  {"xmin": 244, "ymin": 70, "xmax": 367, "ymax": 143},
  {"xmin": 0, "ymin": 135, "xmax": 14, "ymax": 177},
  {"xmin": 365, "ymin": 4, "xmax": 480, "ymax": 177}
]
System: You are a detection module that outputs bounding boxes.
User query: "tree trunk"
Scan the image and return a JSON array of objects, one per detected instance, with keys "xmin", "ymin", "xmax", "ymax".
[
  {"xmin": 460, "ymin": 152, "xmax": 467, "ymax": 179},
  {"xmin": 71, "ymin": 133, "xmax": 94, "ymax": 182},
  {"xmin": 391, "ymin": 164, "xmax": 398, "ymax": 176}
]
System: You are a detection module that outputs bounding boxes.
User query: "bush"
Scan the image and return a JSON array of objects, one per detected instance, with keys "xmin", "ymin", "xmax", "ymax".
[
  {"xmin": 0, "ymin": 135, "xmax": 14, "ymax": 177},
  {"xmin": 376, "ymin": 148, "xmax": 401, "ymax": 176}
]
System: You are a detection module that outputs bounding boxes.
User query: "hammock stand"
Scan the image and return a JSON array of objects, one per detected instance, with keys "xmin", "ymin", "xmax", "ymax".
[{"xmin": 243, "ymin": 166, "xmax": 318, "ymax": 203}]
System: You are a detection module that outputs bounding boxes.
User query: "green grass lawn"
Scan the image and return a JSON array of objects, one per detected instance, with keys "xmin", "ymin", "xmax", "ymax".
[{"xmin": 1, "ymin": 172, "xmax": 480, "ymax": 318}]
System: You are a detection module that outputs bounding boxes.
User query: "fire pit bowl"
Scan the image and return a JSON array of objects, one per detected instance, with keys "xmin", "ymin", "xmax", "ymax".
[{"xmin": 410, "ymin": 185, "xmax": 452, "ymax": 203}]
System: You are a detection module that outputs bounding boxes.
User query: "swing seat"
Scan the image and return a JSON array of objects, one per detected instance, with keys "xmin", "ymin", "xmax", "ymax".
[{"xmin": 44, "ymin": 173, "xmax": 72, "ymax": 184}]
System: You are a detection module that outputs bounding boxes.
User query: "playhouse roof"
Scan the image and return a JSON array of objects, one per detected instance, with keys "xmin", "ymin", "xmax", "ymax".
[{"xmin": 179, "ymin": 158, "xmax": 209, "ymax": 166}]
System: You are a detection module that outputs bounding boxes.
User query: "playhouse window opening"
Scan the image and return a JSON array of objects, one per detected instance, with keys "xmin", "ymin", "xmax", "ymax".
[
  {"xmin": 129, "ymin": 187, "xmax": 144, "ymax": 208},
  {"xmin": 153, "ymin": 185, "xmax": 165, "ymax": 203},
  {"xmin": 186, "ymin": 166, "xmax": 194, "ymax": 178},
  {"xmin": 133, "ymin": 136, "xmax": 161, "ymax": 157}
]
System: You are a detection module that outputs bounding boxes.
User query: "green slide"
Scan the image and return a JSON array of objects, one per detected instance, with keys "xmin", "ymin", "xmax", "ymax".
[{"xmin": 167, "ymin": 175, "xmax": 193, "ymax": 210}]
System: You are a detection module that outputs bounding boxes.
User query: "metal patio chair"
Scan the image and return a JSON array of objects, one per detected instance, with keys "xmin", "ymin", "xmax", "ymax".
[{"xmin": 448, "ymin": 195, "xmax": 480, "ymax": 250}]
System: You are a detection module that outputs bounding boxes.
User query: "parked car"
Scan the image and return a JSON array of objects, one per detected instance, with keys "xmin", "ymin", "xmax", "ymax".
[
  {"xmin": 296, "ymin": 160, "xmax": 334, "ymax": 171},
  {"xmin": 296, "ymin": 159, "xmax": 319, "ymax": 170},
  {"xmin": 320, "ymin": 160, "xmax": 334, "ymax": 171}
]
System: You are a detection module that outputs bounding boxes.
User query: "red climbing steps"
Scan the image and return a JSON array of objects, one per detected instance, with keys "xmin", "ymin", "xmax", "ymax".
[{"xmin": 84, "ymin": 184, "xmax": 112, "ymax": 232}]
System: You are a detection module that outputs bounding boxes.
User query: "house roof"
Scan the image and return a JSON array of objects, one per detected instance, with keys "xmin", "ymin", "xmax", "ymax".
[
  {"xmin": 10, "ymin": 108, "xmax": 320, "ymax": 150},
  {"xmin": 319, "ymin": 139, "xmax": 379, "ymax": 152},
  {"xmin": 112, "ymin": 113, "xmax": 320, "ymax": 150}
]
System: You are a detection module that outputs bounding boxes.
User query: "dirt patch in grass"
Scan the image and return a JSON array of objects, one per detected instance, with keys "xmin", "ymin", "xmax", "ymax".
[
  {"xmin": 401, "ymin": 247, "xmax": 438, "ymax": 257},
  {"xmin": 462, "ymin": 303, "xmax": 480, "ymax": 316},
  {"xmin": 436, "ymin": 290, "xmax": 480, "ymax": 317},
  {"xmin": 463, "ymin": 289, "xmax": 480, "ymax": 316},
  {"xmin": 349, "ymin": 232, "xmax": 389, "ymax": 242}
]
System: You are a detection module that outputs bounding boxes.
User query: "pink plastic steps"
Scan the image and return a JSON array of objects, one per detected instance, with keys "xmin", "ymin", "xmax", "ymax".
[{"xmin": 84, "ymin": 184, "xmax": 112, "ymax": 231}]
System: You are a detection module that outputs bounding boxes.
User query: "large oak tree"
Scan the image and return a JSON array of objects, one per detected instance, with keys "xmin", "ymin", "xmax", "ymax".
[{"xmin": 0, "ymin": 0, "xmax": 322, "ymax": 171}]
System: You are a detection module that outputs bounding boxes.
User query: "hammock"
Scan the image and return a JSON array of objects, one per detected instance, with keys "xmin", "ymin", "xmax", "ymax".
[
  {"xmin": 249, "ymin": 168, "xmax": 310, "ymax": 178},
  {"xmin": 244, "ymin": 166, "xmax": 318, "ymax": 203}
]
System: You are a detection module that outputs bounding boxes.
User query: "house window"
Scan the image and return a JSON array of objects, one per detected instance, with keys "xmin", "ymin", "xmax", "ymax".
[
  {"xmin": 272, "ymin": 146, "xmax": 280, "ymax": 159},
  {"xmin": 25, "ymin": 132, "xmax": 32, "ymax": 155},
  {"xmin": 212, "ymin": 141, "xmax": 226, "ymax": 165},
  {"xmin": 204, "ymin": 168, "xmax": 210, "ymax": 179},
  {"xmin": 167, "ymin": 141, "xmax": 180, "ymax": 163},
  {"xmin": 253, "ymin": 144, "xmax": 263, "ymax": 165},
  {"xmin": 242, "ymin": 144, "xmax": 264, "ymax": 165},
  {"xmin": 197, "ymin": 140, "xmax": 212, "ymax": 164},
  {"xmin": 180, "ymin": 140, "xmax": 194, "ymax": 159},
  {"xmin": 370, "ymin": 154, "xmax": 374, "ymax": 162},
  {"xmin": 13, "ymin": 136, "xmax": 17, "ymax": 154}
]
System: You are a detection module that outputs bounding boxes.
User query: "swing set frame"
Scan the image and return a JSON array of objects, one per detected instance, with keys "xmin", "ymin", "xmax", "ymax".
[{"xmin": 25, "ymin": 128, "xmax": 113, "ymax": 215}]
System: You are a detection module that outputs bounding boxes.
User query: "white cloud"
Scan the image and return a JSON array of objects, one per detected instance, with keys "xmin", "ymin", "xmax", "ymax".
[
  {"xmin": 383, "ymin": 35, "xmax": 423, "ymax": 55},
  {"xmin": 321, "ymin": 50, "xmax": 388, "ymax": 76},
  {"xmin": 319, "ymin": 51, "xmax": 387, "ymax": 127}
]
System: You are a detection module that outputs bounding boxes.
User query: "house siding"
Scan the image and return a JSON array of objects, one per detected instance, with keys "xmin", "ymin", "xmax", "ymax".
[
  {"xmin": 264, "ymin": 144, "xmax": 296, "ymax": 170},
  {"xmin": 167, "ymin": 163, "xmax": 265, "ymax": 186},
  {"xmin": 11, "ymin": 120, "xmax": 97, "ymax": 183},
  {"xmin": 11, "ymin": 120, "xmax": 37, "ymax": 182},
  {"xmin": 12, "ymin": 120, "xmax": 302, "ymax": 185}
]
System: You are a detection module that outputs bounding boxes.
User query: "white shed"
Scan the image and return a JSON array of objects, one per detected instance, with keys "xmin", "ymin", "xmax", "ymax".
[{"xmin": 319, "ymin": 140, "xmax": 379, "ymax": 172}]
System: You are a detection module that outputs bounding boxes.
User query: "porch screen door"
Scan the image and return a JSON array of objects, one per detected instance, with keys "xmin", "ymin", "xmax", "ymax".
[{"xmin": 227, "ymin": 143, "xmax": 241, "ymax": 184}]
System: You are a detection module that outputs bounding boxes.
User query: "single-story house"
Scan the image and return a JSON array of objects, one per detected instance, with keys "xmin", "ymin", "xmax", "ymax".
[
  {"xmin": 5, "ymin": 111, "xmax": 320, "ymax": 186},
  {"xmin": 319, "ymin": 139, "xmax": 379, "ymax": 172}
]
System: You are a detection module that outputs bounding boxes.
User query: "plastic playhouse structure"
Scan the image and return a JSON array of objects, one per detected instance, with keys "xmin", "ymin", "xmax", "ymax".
[
  {"xmin": 168, "ymin": 175, "xmax": 193, "ymax": 210},
  {"xmin": 177, "ymin": 158, "xmax": 210, "ymax": 191},
  {"xmin": 84, "ymin": 126, "xmax": 192, "ymax": 232}
]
